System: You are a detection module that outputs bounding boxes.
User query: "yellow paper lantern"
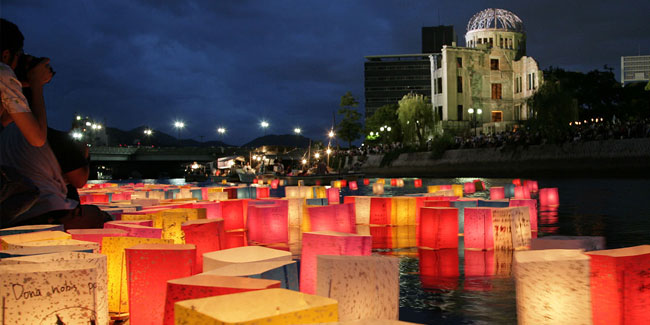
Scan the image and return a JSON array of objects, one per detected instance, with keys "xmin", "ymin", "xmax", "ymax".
[
  {"xmin": 0, "ymin": 230, "xmax": 71, "ymax": 250},
  {"xmin": 202, "ymin": 245, "xmax": 292, "ymax": 272},
  {"xmin": 373, "ymin": 183, "xmax": 384, "ymax": 195},
  {"xmin": 390, "ymin": 197, "xmax": 417, "ymax": 225},
  {"xmin": 451, "ymin": 184, "xmax": 464, "ymax": 197},
  {"xmin": 7, "ymin": 238, "xmax": 100, "ymax": 253},
  {"xmin": 174, "ymin": 288, "xmax": 338, "ymax": 324},
  {"xmin": 492, "ymin": 207, "xmax": 532, "ymax": 250}
]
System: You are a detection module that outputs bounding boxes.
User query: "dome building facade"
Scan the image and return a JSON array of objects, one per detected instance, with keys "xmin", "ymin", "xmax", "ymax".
[{"xmin": 431, "ymin": 8, "xmax": 542, "ymax": 135}]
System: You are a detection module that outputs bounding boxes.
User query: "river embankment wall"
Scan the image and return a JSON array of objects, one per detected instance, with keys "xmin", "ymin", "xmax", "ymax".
[{"xmin": 359, "ymin": 138, "xmax": 650, "ymax": 178}]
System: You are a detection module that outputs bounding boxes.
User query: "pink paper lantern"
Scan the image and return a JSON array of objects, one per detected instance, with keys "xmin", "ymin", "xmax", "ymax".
[
  {"xmin": 182, "ymin": 219, "xmax": 226, "ymax": 272},
  {"xmin": 348, "ymin": 181, "xmax": 358, "ymax": 191},
  {"xmin": 300, "ymin": 231, "xmax": 372, "ymax": 294},
  {"xmin": 418, "ymin": 207, "xmax": 458, "ymax": 249},
  {"xmin": 414, "ymin": 179, "xmax": 423, "ymax": 188},
  {"xmin": 464, "ymin": 182, "xmax": 476, "ymax": 194},
  {"xmin": 326, "ymin": 187, "xmax": 340, "ymax": 205},
  {"xmin": 463, "ymin": 207, "xmax": 495, "ymax": 250},
  {"xmin": 490, "ymin": 187, "xmax": 505, "ymax": 200},
  {"xmin": 539, "ymin": 188, "xmax": 560, "ymax": 207},
  {"xmin": 256, "ymin": 186, "xmax": 270, "ymax": 198},
  {"xmin": 191, "ymin": 202, "xmax": 221, "ymax": 219},
  {"xmin": 308, "ymin": 203, "xmax": 356, "ymax": 234},
  {"xmin": 247, "ymin": 205, "xmax": 289, "ymax": 244},
  {"xmin": 524, "ymin": 180, "xmax": 538, "ymax": 193},
  {"xmin": 271, "ymin": 179, "xmax": 279, "ymax": 189},
  {"xmin": 514, "ymin": 186, "xmax": 530, "ymax": 199},
  {"xmin": 67, "ymin": 229, "xmax": 128, "ymax": 252},
  {"xmin": 163, "ymin": 274, "xmax": 281, "ymax": 325},
  {"xmin": 419, "ymin": 248, "xmax": 459, "ymax": 290},
  {"xmin": 510, "ymin": 199, "xmax": 538, "ymax": 232},
  {"xmin": 125, "ymin": 244, "xmax": 196, "ymax": 325}
]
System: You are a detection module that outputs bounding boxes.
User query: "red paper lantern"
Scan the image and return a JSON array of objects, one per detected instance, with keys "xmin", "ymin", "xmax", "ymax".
[
  {"xmin": 539, "ymin": 188, "xmax": 560, "ymax": 207},
  {"xmin": 326, "ymin": 187, "xmax": 340, "ymax": 205},
  {"xmin": 464, "ymin": 182, "xmax": 476, "ymax": 194},
  {"xmin": 223, "ymin": 230, "xmax": 248, "ymax": 249},
  {"xmin": 464, "ymin": 249, "xmax": 495, "ymax": 291},
  {"xmin": 348, "ymin": 181, "xmax": 358, "ymax": 191},
  {"xmin": 253, "ymin": 179, "xmax": 258, "ymax": 184},
  {"xmin": 363, "ymin": 179, "xmax": 370, "ymax": 186},
  {"xmin": 340, "ymin": 180, "xmax": 347, "ymax": 187},
  {"xmin": 523, "ymin": 180, "xmax": 538, "ymax": 193},
  {"xmin": 271, "ymin": 179, "xmax": 279, "ymax": 189},
  {"xmin": 307, "ymin": 204, "xmax": 356, "ymax": 234},
  {"xmin": 512, "ymin": 179, "xmax": 521, "ymax": 186},
  {"xmin": 247, "ymin": 205, "xmax": 289, "ymax": 244},
  {"xmin": 368, "ymin": 225, "xmax": 393, "ymax": 250},
  {"xmin": 315, "ymin": 180, "xmax": 321, "ymax": 186},
  {"xmin": 414, "ymin": 179, "xmax": 423, "ymax": 188},
  {"xmin": 163, "ymin": 274, "xmax": 280, "ymax": 325},
  {"xmin": 190, "ymin": 202, "xmax": 221, "ymax": 220},
  {"xmin": 220, "ymin": 199, "xmax": 246, "ymax": 230},
  {"xmin": 256, "ymin": 186, "xmax": 270, "ymax": 199},
  {"xmin": 418, "ymin": 207, "xmax": 458, "ymax": 249},
  {"xmin": 390, "ymin": 178, "xmax": 398, "ymax": 186},
  {"xmin": 439, "ymin": 185, "xmax": 452, "ymax": 190},
  {"xmin": 509, "ymin": 199, "xmax": 538, "ymax": 232},
  {"xmin": 586, "ymin": 246, "xmax": 650, "ymax": 325},
  {"xmin": 514, "ymin": 186, "xmax": 530, "ymax": 199},
  {"xmin": 490, "ymin": 187, "xmax": 505, "ymax": 200},
  {"xmin": 67, "ymin": 228, "xmax": 128, "ymax": 252},
  {"xmin": 463, "ymin": 207, "xmax": 494, "ymax": 250},
  {"xmin": 419, "ymin": 248, "xmax": 459, "ymax": 290},
  {"xmin": 369, "ymin": 197, "xmax": 392, "ymax": 225},
  {"xmin": 125, "ymin": 244, "xmax": 196, "ymax": 325},
  {"xmin": 300, "ymin": 231, "xmax": 372, "ymax": 294},
  {"xmin": 182, "ymin": 219, "xmax": 226, "ymax": 272},
  {"xmin": 424, "ymin": 200, "xmax": 451, "ymax": 207}
]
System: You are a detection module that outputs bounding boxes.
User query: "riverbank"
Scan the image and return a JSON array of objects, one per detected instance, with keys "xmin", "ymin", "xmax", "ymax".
[{"xmin": 358, "ymin": 138, "xmax": 650, "ymax": 178}]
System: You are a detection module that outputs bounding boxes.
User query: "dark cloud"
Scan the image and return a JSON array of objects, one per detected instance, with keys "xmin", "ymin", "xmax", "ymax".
[{"xmin": 2, "ymin": 0, "xmax": 648, "ymax": 145}]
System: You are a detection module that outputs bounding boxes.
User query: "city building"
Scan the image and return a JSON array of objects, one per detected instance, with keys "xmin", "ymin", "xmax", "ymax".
[
  {"xmin": 364, "ymin": 26, "xmax": 456, "ymax": 117},
  {"xmin": 621, "ymin": 55, "xmax": 650, "ymax": 85},
  {"xmin": 431, "ymin": 8, "xmax": 542, "ymax": 135}
]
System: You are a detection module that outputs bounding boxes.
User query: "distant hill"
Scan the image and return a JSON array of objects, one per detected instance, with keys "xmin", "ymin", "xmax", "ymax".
[
  {"xmin": 241, "ymin": 134, "xmax": 312, "ymax": 148},
  {"xmin": 105, "ymin": 126, "xmax": 232, "ymax": 147}
]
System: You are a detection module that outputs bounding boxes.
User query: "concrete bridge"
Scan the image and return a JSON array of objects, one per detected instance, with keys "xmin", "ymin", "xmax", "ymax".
[{"xmin": 90, "ymin": 146, "xmax": 224, "ymax": 162}]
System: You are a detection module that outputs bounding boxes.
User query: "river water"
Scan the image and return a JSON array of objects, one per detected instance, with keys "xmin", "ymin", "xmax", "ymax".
[{"xmin": 97, "ymin": 177, "xmax": 650, "ymax": 324}]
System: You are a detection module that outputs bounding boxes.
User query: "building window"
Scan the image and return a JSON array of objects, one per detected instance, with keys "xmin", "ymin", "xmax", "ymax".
[
  {"xmin": 499, "ymin": 37, "xmax": 504, "ymax": 48},
  {"xmin": 491, "ymin": 59, "xmax": 499, "ymax": 70},
  {"xmin": 457, "ymin": 57, "xmax": 462, "ymax": 68},
  {"xmin": 457, "ymin": 105, "xmax": 463, "ymax": 121},
  {"xmin": 436, "ymin": 77, "xmax": 442, "ymax": 94},
  {"xmin": 532, "ymin": 73, "xmax": 536, "ymax": 89},
  {"xmin": 457, "ymin": 76, "xmax": 463, "ymax": 93},
  {"xmin": 436, "ymin": 106, "xmax": 443, "ymax": 121},
  {"xmin": 491, "ymin": 83, "xmax": 502, "ymax": 99},
  {"xmin": 491, "ymin": 111, "xmax": 503, "ymax": 122},
  {"xmin": 514, "ymin": 105, "xmax": 521, "ymax": 120},
  {"xmin": 527, "ymin": 74, "xmax": 532, "ymax": 90}
]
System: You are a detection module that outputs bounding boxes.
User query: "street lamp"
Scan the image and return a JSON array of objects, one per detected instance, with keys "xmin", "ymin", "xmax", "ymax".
[
  {"xmin": 217, "ymin": 127, "xmax": 226, "ymax": 141},
  {"xmin": 294, "ymin": 128, "xmax": 301, "ymax": 134},
  {"xmin": 260, "ymin": 121, "xmax": 269, "ymax": 136},
  {"xmin": 328, "ymin": 130, "xmax": 335, "ymax": 138},
  {"xmin": 467, "ymin": 108, "xmax": 483, "ymax": 136},
  {"xmin": 314, "ymin": 152, "xmax": 320, "ymax": 159},
  {"xmin": 174, "ymin": 121, "xmax": 185, "ymax": 140}
]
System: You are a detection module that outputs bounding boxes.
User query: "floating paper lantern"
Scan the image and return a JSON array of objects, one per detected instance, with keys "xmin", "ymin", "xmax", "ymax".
[
  {"xmin": 509, "ymin": 199, "xmax": 538, "ymax": 232},
  {"xmin": 586, "ymin": 245, "xmax": 650, "ymax": 325},
  {"xmin": 490, "ymin": 187, "xmax": 505, "ymax": 200},
  {"xmin": 390, "ymin": 196, "xmax": 417, "ymax": 225},
  {"xmin": 0, "ymin": 230, "xmax": 71, "ymax": 250},
  {"xmin": 368, "ymin": 197, "xmax": 391, "ymax": 225},
  {"xmin": 174, "ymin": 288, "xmax": 338, "ymax": 324},
  {"xmin": 531, "ymin": 236, "xmax": 605, "ymax": 251},
  {"xmin": 340, "ymin": 179, "xmax": 347, "ymax": 187},
  {"xmin": 204, "ymin": 260, "xmax": 299, "ymax": 291},
  {"xmin": 163, "ymin": 274, "xmax": 280, "ymax": 325},
  {"xmin": 308, "ymin": 203, "xmax": 356, "ymax": 234},
  {"xmin": 271, "ymin": 179, "xmax": 279, "ymax": 189},
  {"xmin": 220, "ymin": 199, "xmax": 247, "ymax": 230},
  {"xmin": 182, "ymin": 219, "xmax": 226, "ymax": 272},
  {"xmin": 317, "ymin": 255, "xmax": 399, "ymax": 321},
  {"xmin": 0, "ymin": 262, "xmax": 100, "ymax": 324},
  {"xmin": 349, "ymin": 180, "xmax": 359, "ymax": 190},
  {"xmin": 391, "ymin": 225, "xmax": 417, "ymax": 249},
  {"xmin": 102, "ymin": 236, "xmax": 172, "ymax": 315},
  {"xmin": 6, "ymin": 238, "xmax": 100, "ymax": 253},
  {"xmin": 372, "ymin": 182, "xmax": 385, "ymax": 195},
  {"xmin": 539, "ymin": 188, "xmax": 560, "ymax": 207},
  {"xmin": 327, "ymin": 187, "xmax": 340, "ymax": 204},
  {"xmin": 419, "ymin": 248, "xmax": 459, "ymax": 290},
  {"xmin": 424, "ymin": 200, "xmax": 451, "ymax": 207},
  {"xmin": 125, "ymin": 244, "xmax": 196, "ymax": 325},
  {"xmin": 253, "ymin": 178, "xmax": 259, "ymax": 184},
  {"xmin": 512, "ymin": 179, "xmax": 521, "ymax": 186},
  {"xmin": 491, "ymin": 206, "xmax": 531, "ymax": 250},
  {"xmin": 0, "ymin": 245, "xmax": 92, "ymax": 258},
  {"xmin": 464, "ymin": 249, "xmax": 495, "ymax": 291},
  {"xmin": 223, "ymin": 230, "xmax": 248, "ymax": 249},
  {"xmin": 463, "ymin": 207, "xmax": 494, "ymax": 250},
  {"xmin": 284, "ymin": 197, "xmax": 304, "ymax": 227},
  {"xmin": 300, "ymin": 231, "xmax": 372, "ymax": 294},
  {"xmin": 344, "ymin": 196, "xmax": 371, "ymax": 225},
  {"xmin": 0, "ymin": 251, "xmax": 109, "ymax": 324},
  {"xmin": 67, "ymin": 228, "xmax": 128, "ymax": 252},
  {"xmin": 451, "ymin": 199, "xmax": 479, "ymax": 234},
  {"xmin": 104, "ymin": 222, "xmax": 162, "ymax": 238},
  {"xmin": 0, "ymin": 224, "xmax": 64, "ymax": 236},
  {"xmin": 363, "ymin": 178, "xmax": 370, "ymax": 186},
  {"xmin": 418, "ymin": 207, "xmax": 458, "ymax": 249},
  {"xmin": 514, "ymin": 249, "xmax": 592, "ymax": 324},
  {"xmin": 247, "ymin": 205, "xmax": 289, "ymax": 244},
  {"xmin": 414, "ymin": 179, "xmax": 422, "ymax": 188},
  {"xmin": 203, "ymin": 245, "xmax": 291, "ymax": 272},
  {"xmin": 513, "ymin": 186, "xmax": 531, "ymax": 199},
  {"xmin": 427, "ymin": 185, "xmax": 440, "ymax": 193},
  {"xmin": 464, "ymin": 182, "xmax": 476, "ymax": 194}
]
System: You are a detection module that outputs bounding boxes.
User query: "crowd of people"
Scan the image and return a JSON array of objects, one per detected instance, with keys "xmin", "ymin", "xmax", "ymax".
[{"xmin": 1, "ymin": 19, "xmax": 110, "ymax": 229}]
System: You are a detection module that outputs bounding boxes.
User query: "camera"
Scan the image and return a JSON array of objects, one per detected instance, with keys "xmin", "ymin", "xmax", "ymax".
[{"xmin": 14, "ymin": 54, "xmax": 55, "ymax": 83}]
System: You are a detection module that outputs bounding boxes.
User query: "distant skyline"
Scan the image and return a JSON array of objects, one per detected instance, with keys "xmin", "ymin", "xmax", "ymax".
[{"xmin": 3, "ymin": 0, "xmax": 649, "ymax": 145}]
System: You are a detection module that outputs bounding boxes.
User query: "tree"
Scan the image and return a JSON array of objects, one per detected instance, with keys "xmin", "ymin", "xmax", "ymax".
[
  {"xmin": 526, "ymin": 77, "xmax": 578, "ymax": 143},
  {"xmin": 364, "ymin": 104, "xmax": 402, "ymax": 144},
  {"xmin": 336, "ymin": 92, "xmax": 363, "ymax": 148},
  {"xmin": 397, "ymin": 93, "xmax": 434, "ymax": 148}
]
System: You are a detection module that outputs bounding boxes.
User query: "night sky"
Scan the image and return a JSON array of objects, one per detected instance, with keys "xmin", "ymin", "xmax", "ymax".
[{"xmin": 2, "ymin": 0, "xmax": 649, "ymax": 145}]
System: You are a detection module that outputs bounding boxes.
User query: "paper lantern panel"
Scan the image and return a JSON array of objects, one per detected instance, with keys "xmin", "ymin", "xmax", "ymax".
[{"xmin": 418, "ymin": 207, "xmax": 458, "ymax": 249}]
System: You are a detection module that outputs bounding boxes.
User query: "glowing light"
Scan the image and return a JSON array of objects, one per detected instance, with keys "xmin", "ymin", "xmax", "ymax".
[
  {"xmin": 174, "ymin": 121, "xmax": 185, "ymax": 128},
  {"xmin": 217, "ymin": 127, "xmax": 226, "ymax": 134},
  {"xmin": 380, "ymin": 127, "xmax": 384, "ymax": 132},
  {"xmin": 328, "ymin": 130, "xmax": 335, "ymax": 138},
  {"xmin": 76, "ymin": 115, "xmax": 82, "ymax": 120},
  {"xmin": 96, "ymin": 124, "xmax": 102, "ymax": 130},
  {"xmin": 191, "ymin": 163, "xmax": 200, "ymax": 170},
  {"xmin": 85, "ymin": 121, "xmax": 92, "ymax": 126},
  {"xmin": 314, "ymin": 153, "xmax": 320, "ymax": 159},
  {"xmin": 302, "ymin": 159, "xmax": 307, "ymax": 165},
  {"xmin": 477, "ymin": 109, "xmax": 483, "ymax": 114},
  {"xmin": 144, "ymin": 129, "xmax": 153, "ymax": 135},
  {"xmin": 294, "ymin": 128, "xmax": 301, "ymax": 134},
  {"xmin": 326, "ymin": 148, "xmax": 332, "ymax": 154},
  {"xmin": 387, "ymin": 126, "xmax": 391, "ymax": 131},
  {"xmin": 260, "ymin": 121, "xmax": 269, "ymax": 128},
  {"xmin": 468, "ymin": 108, "xmax": 475, "ymax": 114},
  {"xmin": 71, "ymin": 132, "xmax": 83, "ymax": 140}
]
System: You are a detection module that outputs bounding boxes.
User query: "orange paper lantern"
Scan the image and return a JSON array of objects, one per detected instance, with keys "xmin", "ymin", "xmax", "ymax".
[{"xmin": 370, "ymin": 197, "xmax": 391, "ymax": 225}]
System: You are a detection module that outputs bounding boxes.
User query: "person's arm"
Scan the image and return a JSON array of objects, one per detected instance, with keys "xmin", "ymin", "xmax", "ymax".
[
  {"xmin": 64, "ymin": 165, "xmax": 89, "ymax": 188},
  {"xmin": 8, "ymin": 59, "xmax": 52, "ymax": 147}
]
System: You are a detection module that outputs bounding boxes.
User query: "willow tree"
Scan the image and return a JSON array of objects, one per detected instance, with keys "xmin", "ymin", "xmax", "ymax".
[{"xmin": 397, "ymin": 93, "xmax": 434, "ymax": 148}]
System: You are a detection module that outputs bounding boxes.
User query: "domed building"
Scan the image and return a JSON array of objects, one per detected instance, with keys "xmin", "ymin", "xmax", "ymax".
[{"xmin": 431, "ymin": 8, "xmax": 542, "ymax": 134}]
